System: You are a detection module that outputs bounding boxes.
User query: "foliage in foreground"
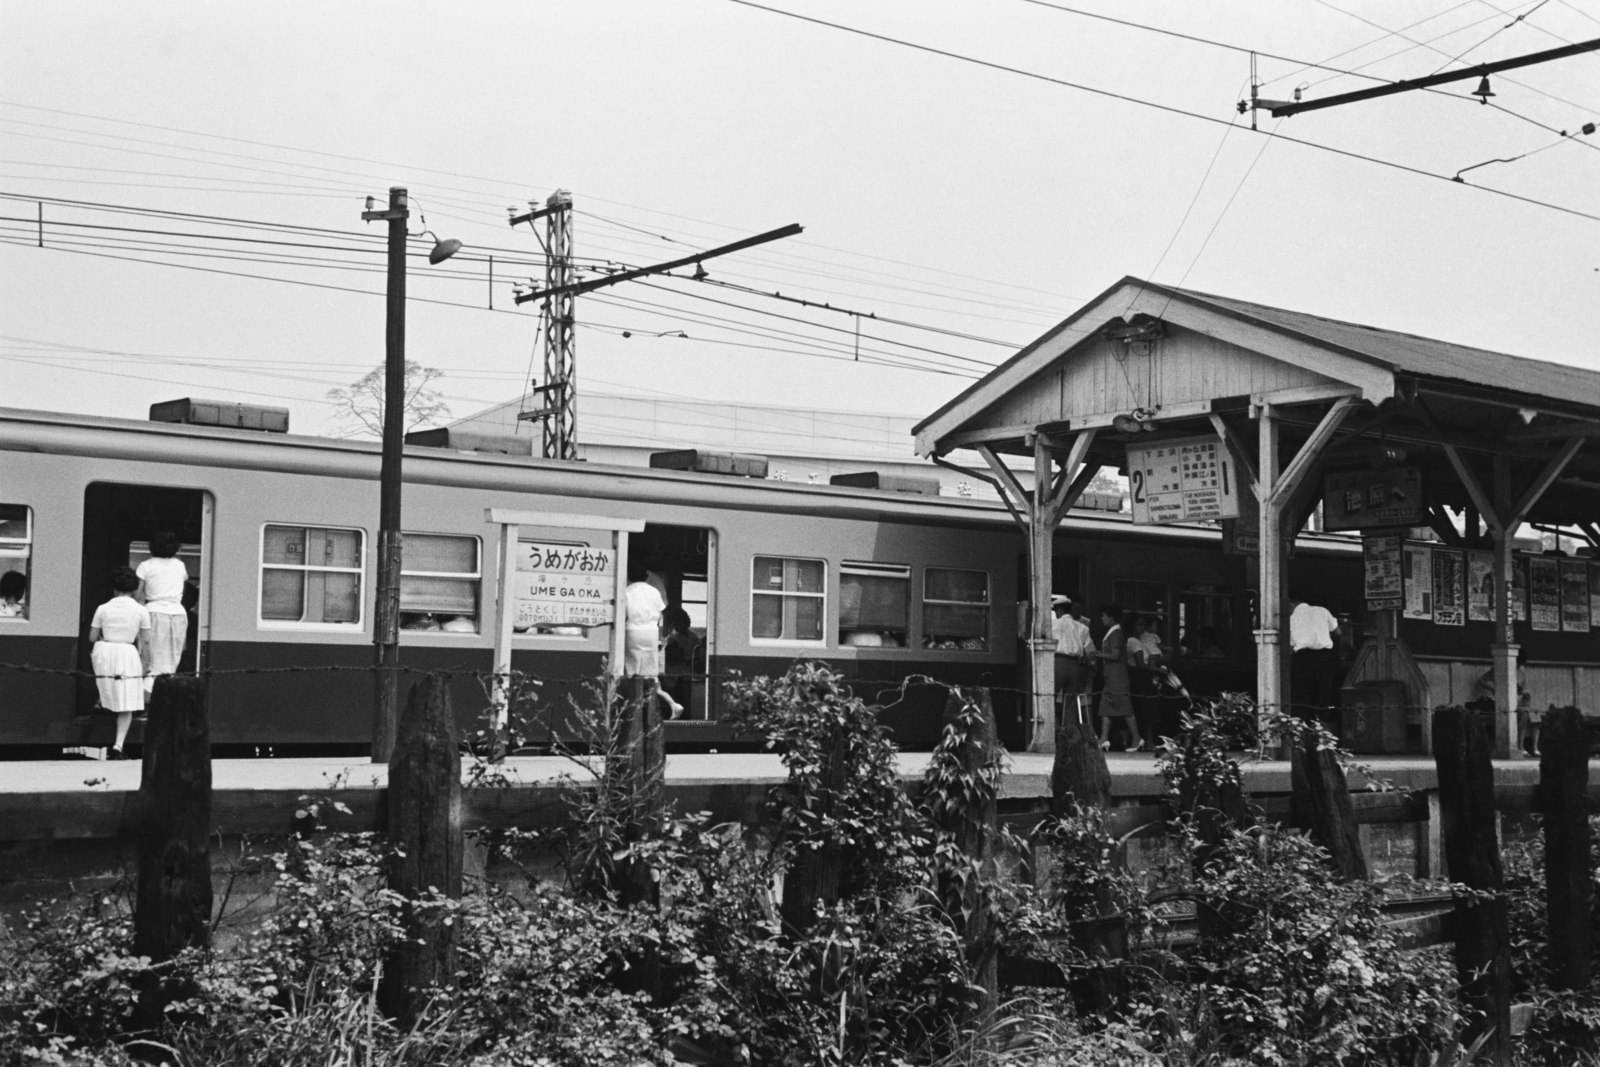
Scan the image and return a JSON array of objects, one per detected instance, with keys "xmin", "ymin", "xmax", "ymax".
[{"xmin": 4, "ymin": 676, "xmax": 1586, "ymax": 1066}]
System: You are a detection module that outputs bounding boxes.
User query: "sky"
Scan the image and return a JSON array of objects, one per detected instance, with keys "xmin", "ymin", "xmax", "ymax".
[{"xmin": 1, "ymin": 1, "xmax": 1596, "ymax": 446}]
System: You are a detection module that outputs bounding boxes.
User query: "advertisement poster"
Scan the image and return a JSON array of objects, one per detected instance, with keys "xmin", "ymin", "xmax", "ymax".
[
  {"xmin": 1127, "ymin": 435, "xmax": 1239, "ymax": 524},
  {"xmin": 1591, "ymin": 566, "xmax": 1600, "ymax": 629},
  {"xmin": 1403, "ymin": 544, "xmax": 1432, "ymax": 620},
  {"xmin": 1529, "ymin": 556, "xmax": 1561, "ymax": 632},
  {"xmin": 1467, "ymin": 550, "xmax": 1495, "ymax": 622},
  {"xmin": 1363, "ymin": 535, "xmax": 1403, "ymax": 611},
  {"xmin": 1432, "ymin": 548, "xmax": 1465, "ymax": 626},
  {"xmin": 1512, "ymin": 555, "xmax": 1528, "ymax": 623},
  {"xmin": 1561, "ymin": 559, "xmax": 1591, "ymax": 632}
]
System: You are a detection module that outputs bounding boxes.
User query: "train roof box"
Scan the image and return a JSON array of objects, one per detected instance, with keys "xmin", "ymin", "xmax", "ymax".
[
  {"xmin": 404, "ymin": 427, "xmax": 534, "ymax": 456},
  {"xmin": 650, "ymin": 449, "xmax": 769, "ymax": 478},
  {"xmin": 828, "ymin": 471, "xmax": 940, "ymax": 495},
  {"xmin": 149, "ymin": 398, "xmax": 289, "ymax": 433}
]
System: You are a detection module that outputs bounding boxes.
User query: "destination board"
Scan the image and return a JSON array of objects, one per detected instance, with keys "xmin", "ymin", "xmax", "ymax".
[
  {"xmin": 1127, "ymin": 435, "xmax": 1239, "ymax": 524},
  {"xmin": 513, "ymin": 541, "xmax": 617, "ymax": 629}
]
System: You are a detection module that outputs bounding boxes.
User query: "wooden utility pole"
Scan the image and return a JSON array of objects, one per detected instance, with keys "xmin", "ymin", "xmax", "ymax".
[{"xmin": 1539, "ymin": 706, "xmax": 1592, "ymax": 989}]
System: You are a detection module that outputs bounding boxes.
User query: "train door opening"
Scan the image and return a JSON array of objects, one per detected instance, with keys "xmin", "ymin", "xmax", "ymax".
[
  {"xmin": 76, "ymin": 483, "xmax": 211, "ymax": 716},
  {"xmin": 628, "ymin": 523, "xmax": 715, "ymax": 722}
]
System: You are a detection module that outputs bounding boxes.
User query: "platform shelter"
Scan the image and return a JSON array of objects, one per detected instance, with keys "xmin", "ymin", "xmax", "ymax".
[{"xmin": 914, "ymin": 277, "xmax": 1600, "ymax": 758}]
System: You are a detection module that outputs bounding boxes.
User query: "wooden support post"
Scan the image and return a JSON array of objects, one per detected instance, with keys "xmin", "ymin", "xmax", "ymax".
[
  {"xmin": 380, "ymin": 676, "xmax": 463, "ymax": 1026},
  {"xmin": 1433, "ymin": 705, "xmax": 1512, "ymax": 1065},
  {"xmin": 1539, "ymin": 706, "xmax": 1592, "ymax": 989},
  {"xmin": 1052, "ymin": 696, "xmax": 1110, "ymax": 815},
  {"xmin": 614, "ymin": 674, "xmax": 667, "ymax": 909},
  {"xmin": 133, "ymin": 675, "xmax": 212, "ymax": 1027},
  {"xmin": 932, "ymin": 689, "xmax": 1000, "ymax": 1022},
  {"xmin": 1289, "ymin": 728, "xmax": 1368, "ymax": 880}
]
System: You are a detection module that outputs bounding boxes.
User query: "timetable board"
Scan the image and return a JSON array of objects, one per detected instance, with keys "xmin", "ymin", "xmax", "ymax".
[{"xmin": 1127, "ymin": 435, "xmax": 1239, "ymax": 524}]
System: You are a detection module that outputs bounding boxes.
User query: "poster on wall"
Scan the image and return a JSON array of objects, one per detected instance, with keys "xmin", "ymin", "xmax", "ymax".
[
  {"xmin": 1590, "ymin": 566, "xmax": 1600, "ymax": 628},
  {"xmin": 1529, "ymin": 556, "xmax": 1561, "ymax": 632},
  {"xmin": 1512, "ymin": 555, "xmax": 1528, "ymax": 622},
  {"xmin": 1363, "ymin": 535, "xmax": 1403, "ymax": 611},
  {"xmin": 1403, "ymin": 544, "xmax": 1433, "ymax": 620},
  {"xmin": 1467, "ymin": 550, "xmax": 1495, "ymax": 622},
  {"xmin": 1432, "ymin": 548, "xmax": 1465, "ymax": 626},
  {"xmin": 1561, "ymin": 559, "xmax": 1591, "ymax": 632}
]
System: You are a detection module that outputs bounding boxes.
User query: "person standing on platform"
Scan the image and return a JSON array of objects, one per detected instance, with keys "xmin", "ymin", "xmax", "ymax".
[
  {"xmin": 622, "ymin": 564, "xmax": 684, "ymax": 718},
  {"xmin": 1128, "ymin": 614, "xmax": 1165, "ymax": 751},
  {"xmin": 1289, "ymin": 593, "xmax": 1342, "ymax": 720},
  {"xmin": 136, "ymin": 530, "xmax": 188, "ymax": 696},
  {"xmin": 1051, "ymin": 594, "xmax": 1093, "ymax": 727},
  {"xmin": 1094, "ymin": 603, "xmax": 1136, "ymax": 751},
  {"xmin": 89, "ymin": 566, "xmax": 149, "ymax": 759}
]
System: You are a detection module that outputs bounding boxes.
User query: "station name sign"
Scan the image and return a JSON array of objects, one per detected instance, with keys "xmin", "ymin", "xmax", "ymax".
[
  {"xmin": 1127, "ymin": 434, "xmax": 1239, "ymax": 524},
  {"xmin": 514, "ymin": 541, "xmax": 616, "ymax": 628}
]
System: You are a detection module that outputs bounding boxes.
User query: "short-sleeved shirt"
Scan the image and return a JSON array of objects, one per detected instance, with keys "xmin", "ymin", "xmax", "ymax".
[
  {"xmin": 1290, "ymin": 602, "xmax": 1339, "ymax": 651},
  {"xmin": 137, "ymin": 556, "xmax": 189, "ymax": 616},
  {"xmin": 1053, "ymin": 612, "xmax": 1091, "ymax": 657},
  {"xmin": 92, "ymin": 595, "xmax": 151, "ymax": 643},
  {"xmin": 623, "ymin": 581, "xmax": 667, "ymax": 630}
]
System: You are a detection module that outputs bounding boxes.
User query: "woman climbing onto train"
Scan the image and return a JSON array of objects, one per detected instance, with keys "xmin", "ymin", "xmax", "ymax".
[
  {"xmin": 89, "ymin": 566, "xmax": 150, "ymax": 759},
  {"xmin": 1094, "ymin": 603, "xmax": 1136, "ymax": 752},
  {"xmin": 136, "ymin": 530, "xmax": 188, "ymax": 696}
]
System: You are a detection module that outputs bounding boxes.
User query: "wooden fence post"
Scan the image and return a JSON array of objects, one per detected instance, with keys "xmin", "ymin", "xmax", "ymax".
[
  {"xmin": 1433, "ymin": 705, "xmax": 1512, "ymax": 1066},
  {"xmin": 380, "ymin": 676, "xmax": 463, "ymax": 1026},
  {"xmin": 1052, "ymin": 691, "xmax": 1110, "ymax": 816},
  {"xmin": 614, "ymin": 675, "xmax": 666, "ymax": 909},
  {"xmin": 931, "ymin": 688, "xmax": 1000, "ymax": 1022},
  {"xmin": 781, "ymin": 726, "xmax": 847, "ymax": 935},
  {"xmin": 133, "ymin": 675, "xmax": 212, "ymax": 1028},
  {"xmin": 1539, "ymin": 705, "xmax": 1592, "ymax": 990},
  {"xmin": 1290, "ymin": 728, "xmax": 1368, "ymax": 880}
]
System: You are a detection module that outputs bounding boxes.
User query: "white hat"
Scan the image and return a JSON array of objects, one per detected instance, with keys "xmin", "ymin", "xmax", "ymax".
[{"xmin": 1050, "ymin": 594, "xmax": 1071, "ymax": 606}]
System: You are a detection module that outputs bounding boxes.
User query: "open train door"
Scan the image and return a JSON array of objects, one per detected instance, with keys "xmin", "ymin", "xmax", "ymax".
[
  {"xmin": 627, "ymin": 523, "xmax": 716, "ymax": 727},
  {"xmin": 76, "ymin": 483, "xmax": 212, "ymax": 723}
]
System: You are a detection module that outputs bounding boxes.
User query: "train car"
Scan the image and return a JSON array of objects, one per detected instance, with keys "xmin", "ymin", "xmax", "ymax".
[{"xmin": 0, "ymin": 403, "xmax": 1366, "ymax": 757}]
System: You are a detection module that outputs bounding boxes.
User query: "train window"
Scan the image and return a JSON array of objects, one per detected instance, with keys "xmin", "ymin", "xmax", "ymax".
[
  {"xmin": 923, "ymin": 567, "xmax": 989, "ymax": 651},
  {"xmin": 839, "ymin": 562, "xmax": 910, "ymax": 648},
  {"xmin": 0, "ymin": 504, "xmax": 31, "ymax": 620},
  {"xmin": 1112, "ymin": 579, "xmax": 1168, "ymax": 641},
  {"xmin": 1178, "ymin": 590, "xmax": 1235, "ymax": 659},
  {"xmin": 399, "ymin": 534, "xmax": 480, "ymax": 633},
  {"xmin": 751, "ymin": 556, "xmax": 825, "ymax": 643},
  {"xmin": 260, "ymin": 524, "xmax": 364, "ymax": 626}
]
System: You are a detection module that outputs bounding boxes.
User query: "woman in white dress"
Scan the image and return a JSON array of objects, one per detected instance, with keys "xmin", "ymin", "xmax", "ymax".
[
  {"xmin": 136, "ymin": 530, "xmax": 188, "ymax": 696},
  {"xmin": 90, "ymin": 566, "xmax": 150, "ymax": 759}
]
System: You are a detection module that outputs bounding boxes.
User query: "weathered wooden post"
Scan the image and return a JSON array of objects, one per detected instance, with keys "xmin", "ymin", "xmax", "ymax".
[
  {"xmin": 380, "ymin": 675, "xmax": 462, "ymax": 1025},
  {"xmin": 1052, "ymin": 691, "xmax": 1110, "ymax": 815},
  {"xmin": 780, "ymin": 726, "xmax": 848, "ymax": 935},
  {"xmin": 1433, "ymin": 705, "xmax": 1512, "ymax": 1065},
  {"xmin": 928, "ymin": 689, "xmax": 1000, "ymax": 1021},
  {"xmin": 613, "ymin": 674, "xmax": 667, "ymax": 909},
  {"xmin": 133, "ymin": 675, "xmax": 212, "ymax": 1027},
  {"xmin": 1290, "ymin": 727, "xmax": 1368, "ymax": 880},
  {"xmin": 1539, "ymin": 705, "xmax": 1592, "ymax": 989}
]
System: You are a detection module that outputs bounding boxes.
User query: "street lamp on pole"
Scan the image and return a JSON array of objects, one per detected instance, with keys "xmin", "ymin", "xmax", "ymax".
[{"xmin": 360, "ymin": 186, "xmax": 460, "ymax": 762}]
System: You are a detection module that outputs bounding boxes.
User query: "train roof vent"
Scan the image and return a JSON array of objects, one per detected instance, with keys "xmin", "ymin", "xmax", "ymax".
[
  {"xmin": 149, "ymin": 398, "xmax": 288, "ymax": 433},
  {"xmin": 828, "ymin": 471, "xmax": 941, "ymax": 495},
  {"xmin": 404, "ymin": 427, "xmax": 534, "ymax": 456},
  {"xmin": 1072, "ymin": 491, "xmax": 1125, "ymax": 512},
  {"xmin": 649, "ymin": 449, "xmax": 769, "ymax": 478}
]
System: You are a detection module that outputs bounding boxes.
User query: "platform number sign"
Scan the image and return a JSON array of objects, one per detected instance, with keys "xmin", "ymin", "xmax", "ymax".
[{"xmin": 1127, "ymin": 435, "xmax": 1239, "ymax": 524}]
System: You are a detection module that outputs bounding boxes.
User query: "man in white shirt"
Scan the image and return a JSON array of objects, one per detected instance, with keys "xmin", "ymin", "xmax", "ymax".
[
  {"xmin": 1289, "ymin": 593, "xmax": 1342, "ymax": 718},
  {"xmin": 1052, "ymin": 594, "xmax": 1093, "ymax": 722}
]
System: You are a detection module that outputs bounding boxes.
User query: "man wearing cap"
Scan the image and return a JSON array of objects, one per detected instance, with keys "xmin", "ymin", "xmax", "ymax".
[{"xmin": 1052, "ymin": 594, "xmax": 1093, "ymax": 724}]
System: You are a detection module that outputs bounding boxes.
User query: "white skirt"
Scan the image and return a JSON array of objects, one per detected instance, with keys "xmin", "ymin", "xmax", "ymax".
[
  {"xmin": 92, "ymin": 641, "xmax": 145, "ymax": 713},
  {"xmin": 623, "ymin": 625, "xmax": 661, "ymax": 676}
]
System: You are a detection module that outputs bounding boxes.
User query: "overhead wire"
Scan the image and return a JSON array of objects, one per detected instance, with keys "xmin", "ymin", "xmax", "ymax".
[{"xmin": 719, "ymin": 0, "xmax": 1600, "ymax": 225}]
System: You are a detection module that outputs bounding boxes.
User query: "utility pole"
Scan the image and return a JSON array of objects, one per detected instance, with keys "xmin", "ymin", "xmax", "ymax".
[
  {"xmin": 360, "ymin": 187, "xmax": 460, "ymax": 762},
  {"xmin": 510, "ymin": 192, "xmax": 802, "ymax": 459}
]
